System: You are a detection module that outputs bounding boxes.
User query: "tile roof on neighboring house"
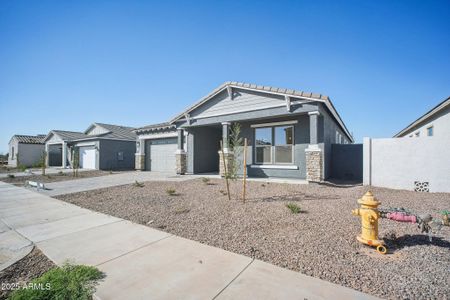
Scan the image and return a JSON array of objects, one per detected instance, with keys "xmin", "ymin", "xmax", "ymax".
[
  {"xmin": 11, "ymin": 134, "xmax": 46, "ymax": 144},
  {"xmin": 394, "ymin": 96, "xmax": 450, "ymax": 137},
  {"xmin": 82, "ymin": 123, "xmax": 137, "ymax": 141},
  {"xmin": 169, "ymin": 81, "xmax": 353, "ymax": 142},
  {"xmin": 134, "ymin": 122, "xmax": 177, "ymax": 134}
]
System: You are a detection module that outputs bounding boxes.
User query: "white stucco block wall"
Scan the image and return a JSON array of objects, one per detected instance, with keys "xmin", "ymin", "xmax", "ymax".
[{"xmin": 363, "ymin": 137, "xmax": 450, "ymax": 192}]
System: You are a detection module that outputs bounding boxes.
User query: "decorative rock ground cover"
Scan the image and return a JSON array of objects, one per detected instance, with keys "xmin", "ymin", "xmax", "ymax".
[{"xmin": 56, "ymin": 179, "xmax": 450, "ymax": 299}]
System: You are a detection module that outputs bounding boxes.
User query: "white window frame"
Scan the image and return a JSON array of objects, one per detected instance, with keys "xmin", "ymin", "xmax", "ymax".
[{"xmin": 254, "ymin": 125, "xmax": 295, "ymax": 165}]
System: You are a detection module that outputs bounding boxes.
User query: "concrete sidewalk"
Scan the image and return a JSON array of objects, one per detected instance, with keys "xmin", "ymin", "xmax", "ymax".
[
  {"xmin": 40, "ymin": 171, "xmax": 191, "ymax": 196},
  {"xmin": 0, "ymin": 182, "xmax": 378, "ymax": 299}
]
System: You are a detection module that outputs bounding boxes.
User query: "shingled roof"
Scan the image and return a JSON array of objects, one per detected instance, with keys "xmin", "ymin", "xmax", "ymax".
[
  {"xmin": 11, "ymin": 134, "xmax": 46, "ymax": 144},
  {"xmin": 83, "ymin": 123, "xmax": 136, "ymax": 140},
  {"xmin": 169, "ymin": 81, "xmax": 353, "ymax": 142},
  {"xmin": 47, "ymin": 130, "xmax": 88, "ymax": 142}
]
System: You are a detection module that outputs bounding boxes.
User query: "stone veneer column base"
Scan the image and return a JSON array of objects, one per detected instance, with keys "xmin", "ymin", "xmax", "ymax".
[
  {"xmin": 305, "ymin": 146, "xmax": 323, "ymax": 182},
  {"xmin": 218, "ymin": 151, "xmax": 234, "ymax": 177},
  {"xmin": 135, "ymin": 154, "xmax": 145, "ymax": 171},
  {"xmin": 176, "ymin": 151, "xmax": 187, "ymax": 175}
]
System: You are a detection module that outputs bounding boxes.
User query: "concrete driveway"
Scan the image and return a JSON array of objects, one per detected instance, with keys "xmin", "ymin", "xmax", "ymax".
[{"xmin": 40, "ymin": 171, "xmax": 191, "ymax": 196}]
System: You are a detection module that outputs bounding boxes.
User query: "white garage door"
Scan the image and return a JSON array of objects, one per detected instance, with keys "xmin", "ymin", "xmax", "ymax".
[
  {"xmin": 146, "ymin": 138, "xmax": 177, "ymax": 172},
  {"xmin": 79, "ymin": 146, "xmax": 96, "ymax": 169}
]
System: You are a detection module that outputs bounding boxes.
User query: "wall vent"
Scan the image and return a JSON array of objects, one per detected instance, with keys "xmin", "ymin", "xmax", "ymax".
[{"xmin": 414, "ymin": 181, "xmax": 429, "ymax": 192}]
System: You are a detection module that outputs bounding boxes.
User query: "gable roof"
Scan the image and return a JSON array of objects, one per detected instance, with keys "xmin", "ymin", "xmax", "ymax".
[
  {"xmin": 394, "ymin": 96, "xmax": 450, "ymax": 137},
  {"xmin": 83, "ymin": 123, "xmax": 136, "ymax": 141},
  {"xmin": 169, "ymin": 81, "xmax": 353, "ymax": 142},
  {"xmin": 45, "ymin": 130, "xmax": 88, "ymax": 142},
  {"xmin": 10, "ymin": 134, "xmax": 46, "ymax": 144}
]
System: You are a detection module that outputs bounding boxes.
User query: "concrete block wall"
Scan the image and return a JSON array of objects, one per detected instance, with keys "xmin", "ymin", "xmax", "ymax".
[{"xmin": 363, "ymin": 137, "xmax": 450, "ymax": 192}]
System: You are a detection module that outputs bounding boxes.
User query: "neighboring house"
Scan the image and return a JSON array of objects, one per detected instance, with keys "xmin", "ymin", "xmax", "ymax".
[
  {"xmin": 44, "ymin": 123, "xmax": 136, "ymax": 170},
  {"xmin": 135, "ymin": 82, "xmax": 353, "ymax": 181},
  {"xmin": 394, "ymin": 96, "xmax": 450, "ymax": 138},
  {"xmin": 8, "ymin": 134, "xmax": 46, "ymax": 167}
]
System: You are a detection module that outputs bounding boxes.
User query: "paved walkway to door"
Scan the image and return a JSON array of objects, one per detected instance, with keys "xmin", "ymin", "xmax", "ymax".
[{"xmin": 0, "ymin": 181, "xmax": 377, "ymax": 300}]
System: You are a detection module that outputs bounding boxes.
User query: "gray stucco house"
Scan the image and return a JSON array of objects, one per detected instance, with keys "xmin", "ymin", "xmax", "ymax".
[
  {"xmin": 8, "ymin": 134, "xmax": 46, "ymax": 167},
  {"xmin": 394, "ymin": 96, "xmax": 450, "ymax": 138},
  {"xmin": 135, "ymin": 82, "xmax": 353, "ymax": 181},
  {"xmin": 44, "ymin": 123, "xmax": 136, "ymax": 170}
]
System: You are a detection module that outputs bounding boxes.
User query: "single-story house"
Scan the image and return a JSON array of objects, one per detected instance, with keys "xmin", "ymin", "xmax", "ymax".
[
  {"xmin": 8, "ymin": 134, "xmax": 46, "ymax": 167},
  {"xmin": 44, "ymin": 123, "xmax": 136, "ymax": 170},
  {"xmin": 135, "ymin": 82, "xmax": 353, "ymax": 181},
  {"xmin": 393, "ymin": 96, "xmax": 450, "ymax": 138}
]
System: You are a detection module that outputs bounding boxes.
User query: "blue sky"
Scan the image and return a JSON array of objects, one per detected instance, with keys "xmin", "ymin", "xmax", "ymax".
[{"xmin": 0, "ymin": 0, "xmax": 449, "ymax": 153}]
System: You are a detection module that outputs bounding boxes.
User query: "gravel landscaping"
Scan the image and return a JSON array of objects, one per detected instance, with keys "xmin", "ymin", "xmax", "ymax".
[
  {"xmin": 0, "ymin": 170, "xmax": 115, "ymax": 186},
  {"xmin": 0, "ymin": 247, "xmax": 55, "ymax": 299},
  {"xmin": 56, "ymin": 178, "xmax": 450, "ymax": 299}
]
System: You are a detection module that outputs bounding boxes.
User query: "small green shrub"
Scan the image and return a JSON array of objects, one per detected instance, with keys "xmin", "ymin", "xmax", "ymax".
[
  {"xmin": 286, "ymin": 203, "xmax": 301, "ymax": 214},
  {"xmin": 166, "ymin": 188, "xmax": 177, "ymax": 196},
  {"xmin": 219, "ymin": 190, "xmax": 227, "ymax": 195},
  {"xmin": 57, "ymin": 171, "xmax": 65, "ymax": 176},
  {"xmin": 201, "ymin": 177, "xmax": 210, "ymax": 185},
  {"xmin": 9, "ymin": 263, "xmax": 105, "ymax": 300},
  {"xmin": 174, "ymin": 206, "xmax": 190, "ymax": 214},
  {"xmin": 18, "ymin": 164, "xmax": 27, "ymax": 172},
  {"xmin": 7, "ymin": 174, "xmax": 15, "ymax": 178},
  {"xmin": 133, "ymin": 180, "xmax": 144, "ymax": 188}
]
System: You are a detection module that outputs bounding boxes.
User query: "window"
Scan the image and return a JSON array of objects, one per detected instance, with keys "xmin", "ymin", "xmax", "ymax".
[
  {"xmin": 427, "ymin": 126, "xmax": 433, "ymax": 137},
  {"xmin": 11, "ymin": 147, "xmax": 14, "ymax": 159},
  {"xmin": 117, "ymin": 151, "xmax": 124, "ymax": 161},
  {"xmin": 415, "ymin": 131, "xmax": 420, "ymax": 137},
  {"xmin": 255, "ymin": 125, "xmax": 294, "ymax": 164}
]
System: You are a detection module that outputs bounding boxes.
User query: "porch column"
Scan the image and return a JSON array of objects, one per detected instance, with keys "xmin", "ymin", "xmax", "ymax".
[
  {"xmin": 305, "ymin": 111, "xmax": 323, "ymax": 182},
  {"xmin": 175, "ymin": 128, "xmax": 187, "ymax": 175},
  {"xmin": 222, "ymin": 122, "xmax": 230, "ymax": 152},
  {"xmin": 219, "ymin": 122, "xmax": 234, "ymax": 177},
  {"xmin": 62, "ymin": 142, "xmax": 67, "ymax": 168},
  {"xmin": 45, "ymin": 143, "xmax": 49, "ymax": 167},
  {"xmin": 135, "ymin": 139, "xmax": 145, "ymax": 171}
]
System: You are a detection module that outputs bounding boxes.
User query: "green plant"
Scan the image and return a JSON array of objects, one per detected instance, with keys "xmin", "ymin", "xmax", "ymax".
[
  {"xmin": 18, "ymin": 164, "xmax": 27, "ymax": 172},
  {"xmin": 286, "ymin": 203, "xmax": 301, "ymax": 214},
  {"xmin": 201, "ymin": 177, "xmax": 211, "ymax": 185},
  {"xmin": 71, "ymin": 147, "xmax": 80, "ymax": 178},
  {"xmin": 219, "ymin": 190, "xmax": 227, "ymax": 196},
  {"xmin": 166, "ymin": 188, "xmax": 177, "ymax": 196},
  {"xmin": 174, "ymin": 206, "xmax": 190, "ymax": 214},
  {"xmin": 7, "ymin": 174, "xmax": 15, "ymax": 178},
  {"xmin": 40, "ymin": 151, "xmax": 47, "ymax": 176},
  {"xmin": 9, "ymin": 263, "xmax": 105, "ymax": 300},
  {"xmin": 57, "ymin": 171, "xmax": 64, "ymax": 176},
  {"xmin": 133, "ymin": 180, "xmax": 144, "ymax": 187},
  {"xmin": 227, "ymin": 123, "xmax": 243, "ymax": 181}
]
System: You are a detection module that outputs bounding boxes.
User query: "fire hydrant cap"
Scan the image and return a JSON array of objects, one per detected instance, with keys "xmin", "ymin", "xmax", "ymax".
[{"xmin": 357, "ymin": 191, "xmax": 381, "ymax": 207}]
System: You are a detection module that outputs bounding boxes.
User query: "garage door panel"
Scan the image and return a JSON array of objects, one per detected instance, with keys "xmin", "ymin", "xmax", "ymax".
[
  {"xmin": 145, "ymin": 138, "xmax": 177, "ymax": 172},
  {"xmin": 79, "ymin": 147, "xmax": 96, "ymax": 169}
]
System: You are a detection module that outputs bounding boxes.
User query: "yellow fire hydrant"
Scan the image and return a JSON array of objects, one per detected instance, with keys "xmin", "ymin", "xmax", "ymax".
[{"xmin": 352, "ymin": 191, "xmax": 387, "ymax": 254}]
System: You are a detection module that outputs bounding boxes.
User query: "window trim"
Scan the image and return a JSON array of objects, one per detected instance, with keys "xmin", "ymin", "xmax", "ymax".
[{"xmin": 254, "ymin": 125, "xmax": 295, "ymax": 165}]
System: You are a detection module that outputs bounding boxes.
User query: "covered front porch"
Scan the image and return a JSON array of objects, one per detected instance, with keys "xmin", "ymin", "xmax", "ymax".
[{"xmin": 175, "ymin": 110, "xmax": 324, "ymax": 181}]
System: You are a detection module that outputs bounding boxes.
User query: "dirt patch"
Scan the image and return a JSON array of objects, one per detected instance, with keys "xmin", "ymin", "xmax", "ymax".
[
  {"xmin": 56, "ymin": 179, "xmax": 450, "ymax": 299},
  {"xmin": 0, "ymin": 170, "xmax": 115, "ymax": 186},
  {"xmin": 0, "ymin": 247, "xmax": 55, "ymax": 299}
]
